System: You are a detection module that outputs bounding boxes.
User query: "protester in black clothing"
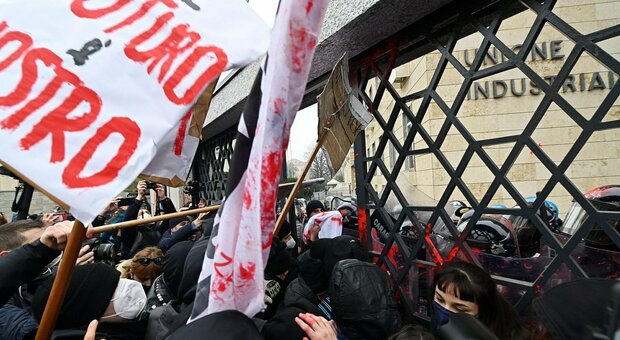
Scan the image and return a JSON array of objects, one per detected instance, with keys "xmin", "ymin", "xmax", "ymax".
[
  {"xmin": 31, "ymin": 263, "xmax": 148, "ymax": 340},
  {"xmin": 121, "ymin": 181, "xmax": 177, "ymax": 257},
  {"xmin": 0, "ymin": 221, "xmax": 72, "ymax": 306},
  {"xmin": 255, "ymin": 237, "xmax": 292, "ymax": 320},
  {"xmin": 329, "ymin": 259, "xmax": 400, "ymax": 339},
  {"xmin": 0, "ymin": 221, "xmax": 73, "ymax": 339},
  {"xmin": 158, "ymin": 214, "xmax": 206, "ymax": 252}
]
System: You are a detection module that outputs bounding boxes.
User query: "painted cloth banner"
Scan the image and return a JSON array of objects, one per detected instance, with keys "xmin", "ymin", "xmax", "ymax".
[
  {"xmin": 303, "ymin": 211, "xmax": 343, "ymax": 244},
  {"xmin": 0, "ymin": 0, "xmax": 269, "ymax": 224},
  {"xmin": 189, "ymin": 0, "xmax": 330, "ymax": 320},
  {"xmin": 140, "ymin": 107, "xmax": 199, "ymax": 187},
  {"xmin": 140, "ymin": 79, "xmax": 217, "ymax": 187}
]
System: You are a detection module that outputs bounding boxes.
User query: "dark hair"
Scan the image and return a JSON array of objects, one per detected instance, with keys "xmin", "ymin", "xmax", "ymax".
[
  {"xmin": 432, "ymin": 261, "xmax": 525, "ymax": 340},
  {"xmin": 0, "ymin": 219, "xmax": 45, "ymax": 251},
  {"xmin": 388, "ymin": 325, "xmax": 436, "ymax": 340}
]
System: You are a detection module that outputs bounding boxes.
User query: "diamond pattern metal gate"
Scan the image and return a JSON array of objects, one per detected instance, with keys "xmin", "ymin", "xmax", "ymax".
[
  {"xmin": 192, "ymin": 129, "xmax": 236, "ymax": 206},
  {"xmin": 349, "ymin": 0, "xmax": 620, "ymax": 322}
]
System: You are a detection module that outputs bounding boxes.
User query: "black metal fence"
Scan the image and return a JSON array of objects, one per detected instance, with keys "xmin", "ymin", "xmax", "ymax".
[
  {"xmin": 194, "ymin": 0, "xmax": 619, "ymax": 323},
  {"xmin": 192, "ymin": 129, "xmax": 236, "ymax": 206},
  {"xmin": 350, "ymin": 0, "xmax": 620, "ymax": 322}
]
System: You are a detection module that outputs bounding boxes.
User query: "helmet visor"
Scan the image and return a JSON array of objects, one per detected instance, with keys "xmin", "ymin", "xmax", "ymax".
[{"xmin": 560, "ymin": 202, "xmax": 588, "ymax": 236}]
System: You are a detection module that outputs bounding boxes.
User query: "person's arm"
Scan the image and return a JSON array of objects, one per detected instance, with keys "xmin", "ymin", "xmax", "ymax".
[
  {"xmin": 0, "ymin": 303, "xmax": 40, "ymax": 340},
  {"xmin": 0, "ymin": 222, "xmax": 71, "ymax": 306},
  {"xmin": 157, "ymin": 222, "xmax": 197, "ymax": 252},
  {"xmin": 120, "ymin": 181, "xmax": 146, "ymax": 257}
]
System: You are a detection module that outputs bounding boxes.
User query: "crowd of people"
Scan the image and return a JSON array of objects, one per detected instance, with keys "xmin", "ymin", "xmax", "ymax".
[{"xmin": 0, "ymin": 181, "xmax": 617, "ymax": 340}]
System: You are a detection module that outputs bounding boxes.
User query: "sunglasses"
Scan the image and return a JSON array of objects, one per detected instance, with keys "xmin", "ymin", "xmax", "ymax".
[{"xmin": 135, "ymin": 256, "xmax": 163, "ymax": 266}]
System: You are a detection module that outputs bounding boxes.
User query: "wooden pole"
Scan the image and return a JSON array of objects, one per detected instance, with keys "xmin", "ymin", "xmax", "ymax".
[
  {"xmin": 35, "ymin": 220, "xmax": 87, "ymax": 340},
  {"xmin": 94, "ymin": 178, "xmax": 315, "ymax": 235},
  {"xmin": 90, "ymin": 205, "xmax": 220, "ymax": 234},
  {"xmin": 274, "ymin": 129, "xmax": 329, "ymax": 236}
]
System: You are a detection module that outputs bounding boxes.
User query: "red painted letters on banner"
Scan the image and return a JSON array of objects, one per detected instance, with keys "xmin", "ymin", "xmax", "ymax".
[
  {"xmin": 0, "ymin": 21, "xmax": 141, "ymax": 189},
  {"xmin": 71, "ymin": 0, "xmax": 228, "ymax": 105}
]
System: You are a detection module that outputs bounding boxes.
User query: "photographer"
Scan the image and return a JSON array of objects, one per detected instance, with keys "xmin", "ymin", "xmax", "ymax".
[{"xmin": 120, "ymin": 180, "xmax": 177, "ymax": 258}]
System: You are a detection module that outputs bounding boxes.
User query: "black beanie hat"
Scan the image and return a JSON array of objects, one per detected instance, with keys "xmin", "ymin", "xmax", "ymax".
[
  {"xmin": 277, "ymin": 218, "xmax": 292, "ymax": 239},
  {"xmin": 266, "ymin": 237, "xmax": 292, "ymax": 276},
  {"xmin": 32, "ymin": 263, "xmax": 120, "ymax": 329},
  {"xmin": 306, "ymin": 200, "xmax": 325, "ymax": 215}
]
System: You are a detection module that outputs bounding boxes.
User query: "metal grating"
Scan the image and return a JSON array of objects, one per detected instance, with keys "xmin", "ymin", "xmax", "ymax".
[
  {"xmin": 350, "ymin": 0, "xmax": 620, "ymax": 322},
  {"xmin": 192, "ymin": 129, "xmax": 236, "ymax": 206}
]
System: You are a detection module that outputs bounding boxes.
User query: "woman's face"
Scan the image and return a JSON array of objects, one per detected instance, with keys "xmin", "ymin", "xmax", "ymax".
[{"xmin": 434, "ymin": 285, "xmax": 479, "ymax": 316}]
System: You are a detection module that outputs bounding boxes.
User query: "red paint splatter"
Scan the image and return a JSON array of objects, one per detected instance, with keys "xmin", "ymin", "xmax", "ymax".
[
  {"xmin": 305, "ymin": 0, "xmax": 313, "ymax": 14},
  {"xmin": 288, "ymin": 22, "xmax": 316, "ymax": 73},
  {"xmin": 530, "ymin": 143, "xmax": 543, "ymax": 156},
  {"xmin": 260, "ymin": 150, "xmax": 281, "ymax": 225},
  {"xmin": 273, "ymin": 97, "xmax": 286, "ymax": 116},
  {"xmin": 173, "ymin": 108, "xmax": 192, "ymax": 156},
  {"xmin": 424, "ymin": 223, "xmax": 444, "ymax": 266},
  {"xmin": 243, "ymin": 190, "xmax": 252, "ymax": 210},
  {"xmin": 358, "ymin": 208, "xmax": 367, "ymax": 245},
  {"xmin": 213, "ymin": 252, "xmax": 233, "ymax": 277},
  {"xmin": 239, "ymin": 262, "xmax": 256, "ymax": 281},
  {"xmin": 214, "ymin": 278, "xmax": 228, "ymax": 292},
  {"xmin": 262, "ymin": 231, "xmax": 274, "ymax": 250}
]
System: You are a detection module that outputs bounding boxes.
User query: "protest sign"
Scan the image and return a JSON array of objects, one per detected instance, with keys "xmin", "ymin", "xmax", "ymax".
[{"xmin": 0, "ymin": 0, "xmax": 269, "ymax": 224}]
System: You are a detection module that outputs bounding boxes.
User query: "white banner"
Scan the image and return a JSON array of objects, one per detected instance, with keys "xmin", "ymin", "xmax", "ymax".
[{"xmin": 0, "ymin": 0, "xmax": 269, "ymax": 224}]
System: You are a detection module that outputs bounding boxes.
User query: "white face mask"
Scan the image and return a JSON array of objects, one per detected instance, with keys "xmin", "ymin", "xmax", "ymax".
[
  {"xmin": 286, "ymin": 238, "xmax": 296, "ymax": 249},
  {"xmin": 102, "ymin": 279, "xmax": 147, "ymax": 320}
]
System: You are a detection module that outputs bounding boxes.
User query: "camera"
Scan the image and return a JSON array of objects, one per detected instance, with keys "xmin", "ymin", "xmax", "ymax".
[
  {"xmin": 183, "ymin": 180, "xmax": 205, "ymax": 196},
  {"xmin": 183, "ymin": 180, "xmax": 206, "ymax": 207},
  {"xmin": 82, "ymin": 239, "xmax": 116, "ymax": 263},
  {"xmin": 145, "ymin": 181, "xmax": 159, "ymax": 190}
]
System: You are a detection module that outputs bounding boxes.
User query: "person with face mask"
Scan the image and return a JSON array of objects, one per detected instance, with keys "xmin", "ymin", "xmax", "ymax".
[
  {"xmin": 32, "ymin": 263, "xmax": 148, "ymax": 339},
  {"xmin": 277, "ymin": 219, "xmax": 297, "ymax": 250},
  {"xmin": 431, "ymin": 261, "xmax": 529, "ymax": 340}
]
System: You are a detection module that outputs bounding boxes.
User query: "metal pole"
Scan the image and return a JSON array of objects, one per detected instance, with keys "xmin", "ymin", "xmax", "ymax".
[{"xmin": 15, "ymin": 182, "xmax": 34, "ymax": 220}]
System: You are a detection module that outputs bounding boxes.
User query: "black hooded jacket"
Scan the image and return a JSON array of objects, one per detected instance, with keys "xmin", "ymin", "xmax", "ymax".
[{"xmin": 329, "ymin": 259, "xmax": 400, "ymax": 339}]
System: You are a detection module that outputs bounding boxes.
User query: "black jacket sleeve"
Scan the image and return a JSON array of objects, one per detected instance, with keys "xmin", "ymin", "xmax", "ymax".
[
  {"xmin": 157, "ymin": 223, "xmax": 197, "ymax": 252},
  {"xmin": 120, "ymin": 198, "xmax": 141, "ymax": 257},
  {"xmin": 0, "ymin": 240, "xmax": 60, "ymax": 306},
  {"xmin": 156, "ymin": 198, "xmax": 178, "ymax": 234},
  {"xmin": 159, "ymin": 197, "xmax": 177, "ymax": 214}
]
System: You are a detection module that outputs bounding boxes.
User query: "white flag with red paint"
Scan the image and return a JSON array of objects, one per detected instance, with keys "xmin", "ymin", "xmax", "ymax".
[
  {"xmin": 189, "ymin": 0, "xmax": 330, "ymax": 320},
  {"xmin": 0, "ymin": 0, "xmax": 269, "ymax": 224},
  {"xmin": 303, "ymin": 210, "xmax": 344, "ymax": 244}
]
